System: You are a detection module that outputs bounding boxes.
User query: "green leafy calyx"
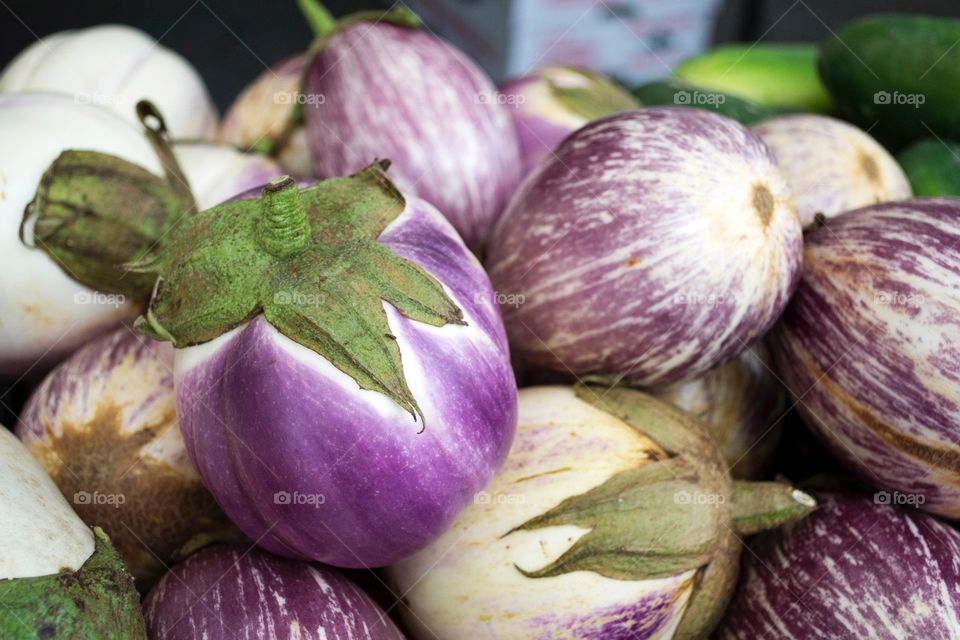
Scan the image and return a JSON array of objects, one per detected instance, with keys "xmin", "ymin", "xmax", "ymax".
[{"xmin": 134, "ymin": 162, "xmax": 466, "ymax": 425}]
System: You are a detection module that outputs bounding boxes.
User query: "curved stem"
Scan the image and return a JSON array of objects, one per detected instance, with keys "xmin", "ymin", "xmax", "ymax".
[
  {"xmin": 259, "ymin": 176, "xmax": 310, "ymax": 259},
  {"xmin": 297, "ymin": 0, "xmax": 337, "ymax": 38},
  {"xmin": 136, "ymin": 100, "xmax": 197, "ymax": 216}
]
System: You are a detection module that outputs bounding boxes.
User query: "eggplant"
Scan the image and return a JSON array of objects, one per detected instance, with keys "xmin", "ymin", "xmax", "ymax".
[
  {"xmin": 123, "ymin": 166, "xmax": 517, "ymax": 568},
  {"xmin": 0, "ymin": 427, "xmax": 146, "ymax": 638},
  {"xmin": 497, "ymin": 66, "xmax": 639, "ymax": 178},
  {"xmin": 772, "ymin": 198, "xmax": 960, "ymax": 516},
  {"xmin": 301, "ymin": 4, "xmax": 521, "ymax": 249},
  {"xmin": 218, "ymin": 53, "xmax": 313, "ymax": 178},
  {"xmin": 717, "ymin": 492, "xmax": 960, "ymax": 639},
  {"xmin": 650, "ymin": 342, "xmax": 785, "ymax": 479},
  {"xmin": 388, "ymin": 385, "xmax": 814, "ymax": 640},
  {"xmin": 145, "ymin": 546, "xmax": 403, "ymax": 639},
  {"xmin": 17, "ymin": 327, "xmax": 236, "ymax": 590},
  {"xmin": 752, "ymin": 114, "xmax": 911, "ymax": 227},
  {"xmin": 0, "ymin": 24, "xmax": 217, "ymax": 139},
  {"xmin": 3, "ymin": 94, "xmax": 281, "ymax": 379},
  {"xmin": 486, "ymin": 107, "xmax": 803, "ymax": 386}
]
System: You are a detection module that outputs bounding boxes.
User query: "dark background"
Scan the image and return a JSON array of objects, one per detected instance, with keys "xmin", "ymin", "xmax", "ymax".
[{"xmin": 1, "ymin": 0, "xmax": 958, "ymax": 111}]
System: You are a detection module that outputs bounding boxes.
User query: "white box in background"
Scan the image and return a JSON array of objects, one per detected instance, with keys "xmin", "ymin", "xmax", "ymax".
[{"xmin": 405, "ymin": 0, "xmax": 722, "ymax": 85}]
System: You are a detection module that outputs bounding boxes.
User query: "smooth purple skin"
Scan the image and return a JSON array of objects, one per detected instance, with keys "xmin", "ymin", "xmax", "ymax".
[
  {"xmin": 304, "ymin": 22, "xmax": 522, "ymax": 250},
  {"xmin": 716, "ymin": 492, "xmax": 960, "ymax": 639},
  {"xmin": 772, "ymin": 198, "xmax": 960, "ymax": 516},
  {"xmin": 487, "ymin": 107, "xmax": 803, "ymax": 387},
  {"xmin": 175, "ymin": 196, "xmax": 518, "ymax": 568},
  {"xmin": 145, "ymin": 545, "xmax": 404, "ymax": 640},
  {"xmin": 497, "ymin": 74, "xmax": 579, "ymax": 178}
]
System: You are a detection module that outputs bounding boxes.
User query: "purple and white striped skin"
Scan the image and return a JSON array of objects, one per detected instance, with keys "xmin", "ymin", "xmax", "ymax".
[
  {"xmin": 16, "ymin": 327, "xmax": 231, "ymax": 589},
  {"xmin": 498, "ymin": 67, "xmax": 639, "ymax": 178},
  {"xmin": 752, "ymin": 114, "xmax": 911, "ymax": 227},
  {"xmin": 650, "ymin": 341, "xmax": 785, "ymax": 480},
  {"xmin": 487, "ymin": 107, "xmax": 803, "ymax": 387},
  {"xmin": 772, "ymin": 198, "xmax": 960, "ymax": 516},
  {"xmin": 173, "ymin": 194, "xmax": 517, "ymax": 568},
  {"xmin": 303, "ymin": 22, "xmax": 522, "ymax": 250},
  {"xmin": 716, "ymin": 492, "xmax": 960, "ymax": 639},
  {"xmin": 144, "ymin": 546, "xmax": 404, "ymax": 640},
  {"xmin": 388, "ymin": 386, "xmax": 694, "ymax": 640}
]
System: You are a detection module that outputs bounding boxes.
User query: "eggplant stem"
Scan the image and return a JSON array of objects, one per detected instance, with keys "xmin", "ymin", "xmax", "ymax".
[
  {"xmin": 259, "ymin": 176, "xmax": 310, "ymax": 259},
  {"xmin": 297, "ymin": 0, "xmax": 337, "ymax": 37}
]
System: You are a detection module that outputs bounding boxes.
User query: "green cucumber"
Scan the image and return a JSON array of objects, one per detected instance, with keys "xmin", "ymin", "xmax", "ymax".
[
  {"xmin": 632, "ymin": 78, "xmax": 783, "ymax": 126},
  {"xmin": 820, "ymin": 14, "xmax": 960, "ymax": 149},
  {"xmin": 675, "ymin": 44, "xmax": 831, "ymax": 112},
  {"xmin": 897, "ymin": 138, "xmax": 960, "ymax": 196}
]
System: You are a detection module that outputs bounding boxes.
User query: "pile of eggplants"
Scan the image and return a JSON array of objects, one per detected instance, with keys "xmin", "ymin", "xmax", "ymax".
[{"xmin": 8, "ymin": 3, "xmax": 960, "ymax": 639}]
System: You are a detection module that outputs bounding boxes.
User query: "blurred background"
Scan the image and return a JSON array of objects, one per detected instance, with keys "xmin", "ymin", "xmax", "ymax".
[{"xmin": 1, "ymin": 0, "xmax": 957, "ymax": 111}]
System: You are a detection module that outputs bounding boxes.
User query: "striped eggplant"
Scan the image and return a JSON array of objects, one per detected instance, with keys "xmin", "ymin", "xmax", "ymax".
[
  {"xmin": 0, "ymin": 426, "xmax": 146, "ymax": 638},
  {"xmin": 0, "ymin": 24, "xmax": 217, "ymax": 139},
  {"xmin": 717, "ymin": 492, "xmax": 960, "ymax": 639},
  {"xmin": 129, "ymin": 166, "xmax": 517, "ymax": 568},
  {"xmin": 5, "ymin": 94, "xmax": 281, "ymax": 380},
  {"xmin": 219, "ymin": 53, "xmax": 313, "ymax": 178},
  {"xmin": 772, "ymin": 198, "xmax": 960, "ymax": 516},
  {"xmin": 497, "ymin": 67, "xmax": 639, "ymax": 178},
  {"xmin": 388, "ymin": 385, "xmax": 815, "ymax": 640},
  {"xmin": 650, "ymin": 342, "xmax": 784, "ymax": 479},
  {"xmin": 752, "ymin": 114, "xmax": 911, "ymax": 227},
  {"xmin": 145, "ymin": 546, "xmax": 403, "ymax": 640},
  {"xmin": 302, "ymin": 4, "xmax": 521, "ymax": 249},
  {"xmin": 17, "ymin": 327, "xmax": 235, "ymax": 590},
  {"xmin": 487, "ymin": 107, "xmax": 803, "ymax": 386}
]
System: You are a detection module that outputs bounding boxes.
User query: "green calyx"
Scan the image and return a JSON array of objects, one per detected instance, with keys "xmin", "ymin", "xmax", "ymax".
[
  {"xmin": 511, "ymin": 385, "xmax": 816, "ymax": 640},
  {"xmin": 133, "ymin": 162, "xmax": 466, "ymax": 424},
  {"xmin": 21, "ymin": 101, "xmax": 196, "ymax": 299},
  {"xmin": 544, "ymin": 67, "xmax": 641, "ymax": 122},
  {"xmin": 298, "ymin": 0, "xmax": 421, "ymax": 41},
  {"xmin": 0, "ymin": 528, "xmax": 146, "ymax": 639}
]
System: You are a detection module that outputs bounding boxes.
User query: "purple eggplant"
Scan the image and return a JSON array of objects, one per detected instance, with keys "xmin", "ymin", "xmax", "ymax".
[
  {"xmin": 717, "ymin": 492, "xmax": 960, "ymax": 639},
  {"xmin": 17, "ymin": 327, "xmax": 235, "ymax": 590},
  {"xmin": 129, "ymin": 166, "xmax": 517, "ymax": 568},
  {"xmin": 144, "ymin": 546, "xmax": 403, "ymax": 639},
  {"xmin": 772, "ymin": 198, "xmax": 960, "ymax": 516},
  {"xmin": 301, "ymin": 5, "xmax": 521, "ymax": 249},
  {"xmin": 487, "ymin": 107, "xmax": 803, "ymax": 386},
  {"xmin": 497, "ymin": 67, "xmax": 640, "ymax": 178},
  {"xmin": 752, "ymin": 114, "xmax": 911, "ymax": 227}
]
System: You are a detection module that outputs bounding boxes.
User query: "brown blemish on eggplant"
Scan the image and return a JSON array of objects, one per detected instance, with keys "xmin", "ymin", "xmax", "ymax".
[
  {"xmin": 797, "ymin": 348, "xmax": 960, "ymax": 475},
  {"xmin": 752, "ymin": 184, "xmax": 774, "ymax": 227},
  {"xmin": 858, "ymin": 150, "xmax": 880, "ymax": 184},
  {"xmin": 34, "ymin": 404, "xmax": 234, "ymax": 592},
  {"xmin": 625, "ymin": 258, "xmax": 640, "ymax": 267}
]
